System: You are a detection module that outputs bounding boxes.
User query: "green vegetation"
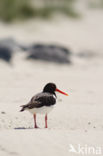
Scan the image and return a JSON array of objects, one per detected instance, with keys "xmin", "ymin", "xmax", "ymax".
[
  {"xmin": 88, "ymin": 0, "xmax": 103, "ymax": 9},
  {"xmin": 0, "ymin": 0, "xmax": 78, "ymax": 22},
  {"xmin": 0, "ymin": 0, "xmax": 34, "ymax": 22}
]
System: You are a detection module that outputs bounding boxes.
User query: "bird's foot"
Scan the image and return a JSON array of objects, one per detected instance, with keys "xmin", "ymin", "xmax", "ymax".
[{"xmin": 34, "ymin": 125, "xmax": 39, "ymax": 129}]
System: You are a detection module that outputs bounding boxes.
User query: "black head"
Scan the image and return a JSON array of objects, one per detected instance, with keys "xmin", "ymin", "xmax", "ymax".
[
  {"xmin": 43, "ymin": 82, "xmax": 68, "ymax": 96},
  {"xmin": 43, "ymin": 83, "xmax": 56, "ymax": 94}
]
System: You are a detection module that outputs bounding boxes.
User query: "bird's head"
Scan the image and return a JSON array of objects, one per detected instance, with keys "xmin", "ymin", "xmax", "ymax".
[{"xmin": 43, "ymin": 83, "xmax": 68, "ymax": 96}]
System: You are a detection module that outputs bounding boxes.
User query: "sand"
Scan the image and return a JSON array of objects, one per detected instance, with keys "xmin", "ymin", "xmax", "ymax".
[{"xmin": 0, "ymin": 2, "xmax": 103, "ymax": 156}]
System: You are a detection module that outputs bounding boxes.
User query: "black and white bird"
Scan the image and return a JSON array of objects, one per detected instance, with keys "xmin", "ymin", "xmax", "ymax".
[{"xmin": 20, "ymin": 83, "xmax": 68, "ymax": 128}]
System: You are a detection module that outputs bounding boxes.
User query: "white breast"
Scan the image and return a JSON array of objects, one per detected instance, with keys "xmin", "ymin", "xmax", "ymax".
[{"xmin": 27, "ymin": 106, "xmax": 54, "ymax": 114}]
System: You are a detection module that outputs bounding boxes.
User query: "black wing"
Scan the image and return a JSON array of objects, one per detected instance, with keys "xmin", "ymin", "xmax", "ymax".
[
  {"xmin": 20, "ymin": 92, "xmax": 56, "ymax": 111},
  {"xmin": 31, "ymin": 92, "xmax": 56, "ymax": 107},
  {"xmin": 20, "ymin": 101, "xmax": 42, "ymax": 111}
]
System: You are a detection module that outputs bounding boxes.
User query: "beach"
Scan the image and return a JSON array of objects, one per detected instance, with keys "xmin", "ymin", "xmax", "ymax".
[{"xmin": 0, "ymin": 4, "xmax": 103, "ymax": 156}]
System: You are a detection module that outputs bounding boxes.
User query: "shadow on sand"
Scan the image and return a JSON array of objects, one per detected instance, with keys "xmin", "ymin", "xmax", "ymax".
[{"xmin": 14, "ymin": 127, "xmax": 33, "ymax": 130}]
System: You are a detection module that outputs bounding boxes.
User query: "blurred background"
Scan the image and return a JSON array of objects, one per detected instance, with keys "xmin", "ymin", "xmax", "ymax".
[
  {"xmin": 0, "ymin": 0, "xmax": 103, "ymax": 104},
  {"xmin": 0, "ymin": 1, "xmax": 103, "ymax": 155},
  {"xmin": 0, "ymin": 0, "xmax": 103, "ymax": 64}
]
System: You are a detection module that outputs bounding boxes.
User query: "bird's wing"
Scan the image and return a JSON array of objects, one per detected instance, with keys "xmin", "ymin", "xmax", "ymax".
[
  {"xmin": 34, "ymin": 92, "xmax": 56, "ymax": 106},
  {"xmin": 20, "ymin": 92, "xmax": 56, "ymax": 111},
  {"xmin": 20, "ymin": 100, "xmax": 43, "ymax": 111}
]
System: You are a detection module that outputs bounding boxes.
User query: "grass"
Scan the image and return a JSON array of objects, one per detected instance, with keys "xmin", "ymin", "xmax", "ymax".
[
  {"xmin": 0, "ymin": 0, "xmax": 79, "ymax": 22},
  {"xmin": 0, "ymin": 0, "xmax": 34, "ymax": 22},
  {"xmin": 88, "ymin": 0, "xmax": 103, "ymax": 9}
]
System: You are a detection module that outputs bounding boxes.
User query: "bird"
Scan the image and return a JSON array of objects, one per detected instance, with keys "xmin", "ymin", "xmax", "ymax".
[{"xmin": 20, "ymin": 83, "xmax": 68, "ymax": 128}]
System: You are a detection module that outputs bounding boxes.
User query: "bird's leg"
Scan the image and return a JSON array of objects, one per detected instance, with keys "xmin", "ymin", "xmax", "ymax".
[
  {"xmin": 45, "ymin": 114, "xmax": 48, "ymax": 128},
  {"xmin": 33, "ymin": 114, "xmax": 38, "ymax": 128}
]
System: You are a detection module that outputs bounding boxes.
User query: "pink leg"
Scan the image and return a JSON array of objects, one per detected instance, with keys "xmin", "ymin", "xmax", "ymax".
[
  {"xmin": 45, "ymin": 114, "xmax": 48, "ymax": 128},
  {"xmin": 33, "ymin": 114, "xmax": 38, "ymax": 128}
]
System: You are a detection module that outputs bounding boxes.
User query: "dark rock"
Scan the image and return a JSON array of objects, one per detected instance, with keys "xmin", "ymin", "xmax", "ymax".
[
  {"xmin": 48, "ymin": 45, "xmax": 70, "ymax": 54},
  {"xmin": 27, "ymin": 44, "xmax": 71, "ymax": 64},
  {"xmin": 30, "ymin": 44, "xmax": 45, "ymax": 50},
  {"xmin": 0, "ymin": 39, "xmax": 72, "ymax": 64},
  {"xmin": 30, "ymin": 44, "xmax": 71, "ymax": 54},
  {"xmin": 0, "ymin": 38, "xmax": 28, "ymax": 62},
  {"xmin": 0, "ymin": 45, "xmax": 12, "ymax": 62}
]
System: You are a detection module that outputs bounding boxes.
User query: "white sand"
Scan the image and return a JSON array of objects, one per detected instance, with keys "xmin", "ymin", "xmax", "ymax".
[{"xmin": 0, "ymin": 3, "xmax": 103, "ymax": 156}]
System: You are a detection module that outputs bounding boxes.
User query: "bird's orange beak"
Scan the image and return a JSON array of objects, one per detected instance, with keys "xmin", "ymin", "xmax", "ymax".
[{"xmin": 56, "ymin": 88, "xmax": 68, "ymax": 96}]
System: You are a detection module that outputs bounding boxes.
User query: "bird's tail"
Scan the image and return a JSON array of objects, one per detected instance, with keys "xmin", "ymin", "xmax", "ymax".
[
  {"xmin": 20, "ymin": 105, "xmax": 26, "ymax": 112},
  {"xmin": 20, "ymin": 107, "xmax": 24, "ymax": 112},
  {"xmin": 20, "ymin": 102, "xmax": 30, "ymax": 112}
]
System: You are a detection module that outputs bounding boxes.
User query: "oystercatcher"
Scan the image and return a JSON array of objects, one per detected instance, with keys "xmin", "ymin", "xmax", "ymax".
[{"xmin": 20, "ymin": 83, "xmax": 68, "ymax": 128}]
